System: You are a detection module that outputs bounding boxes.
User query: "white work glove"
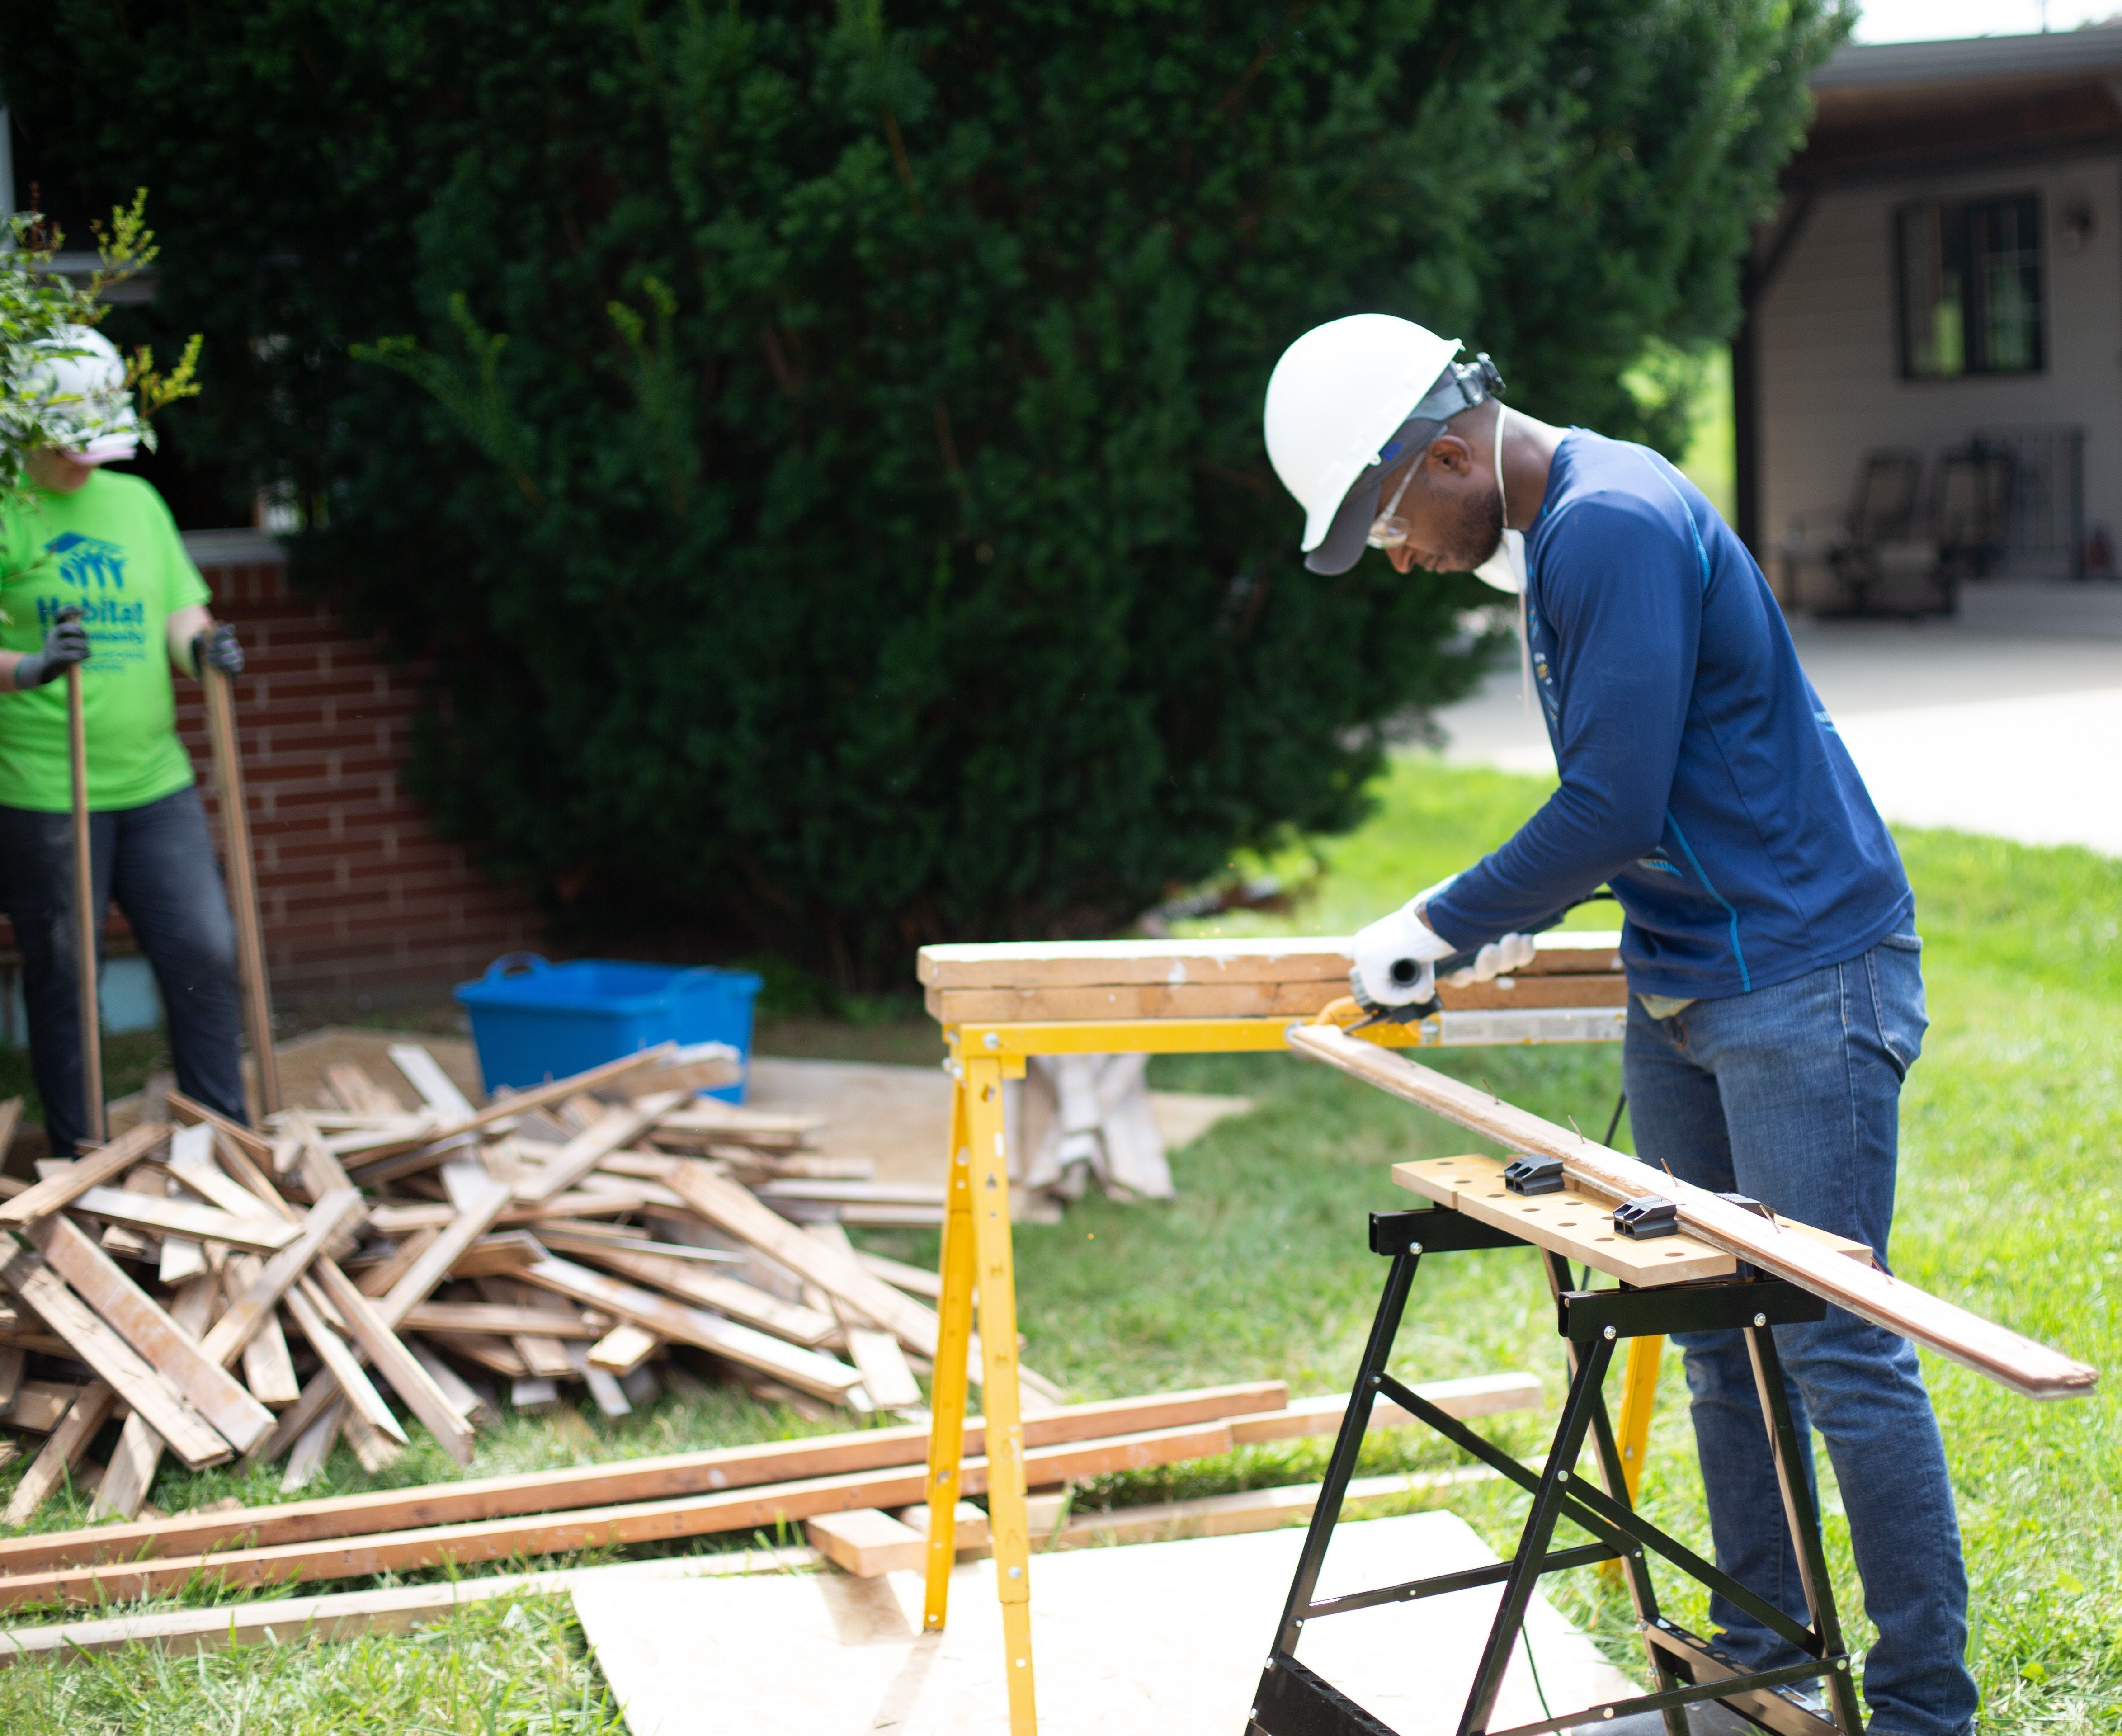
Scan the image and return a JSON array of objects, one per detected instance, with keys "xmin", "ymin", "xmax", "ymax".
[
  {"xmin": 1351, "ymin": 877, "xmax": 1461, "ymax": 1012},
  {"xmin": 1443, "ymin": 932, "xmax": 1538, "ymax": 988}
]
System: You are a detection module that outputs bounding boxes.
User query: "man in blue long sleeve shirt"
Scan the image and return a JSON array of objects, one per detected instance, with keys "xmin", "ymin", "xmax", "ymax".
[{"xmin": 1263, "ymin": 316, "xmax": 1975, "ymax": 1736}]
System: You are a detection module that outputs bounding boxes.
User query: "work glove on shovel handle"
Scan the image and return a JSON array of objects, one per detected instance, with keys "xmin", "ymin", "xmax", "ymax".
[
  {"xmin": 193, "ymin": 623, "xmax": 245, "ymax": 677},
  {"xmin": 13, "ymin": 613, "xmax": 90, "ymax": 689}
]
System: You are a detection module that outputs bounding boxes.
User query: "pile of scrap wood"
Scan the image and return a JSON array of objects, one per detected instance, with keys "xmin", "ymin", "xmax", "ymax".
[
  {"xmin": 0, "ymin": 1038, "xmax": 1013, "ymax": 1524},
  {"xmin": 0, "ymin": 1376, "xmax": 1542, "ymax": 1611}
]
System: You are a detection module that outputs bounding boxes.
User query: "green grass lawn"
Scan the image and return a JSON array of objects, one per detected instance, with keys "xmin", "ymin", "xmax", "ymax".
[{"xmin": 4, "ymin": 755, "xmax": 2115, "ymax": 1733}]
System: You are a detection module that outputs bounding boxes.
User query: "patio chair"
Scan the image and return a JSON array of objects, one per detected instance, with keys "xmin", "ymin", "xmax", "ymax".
[{"xmin": 1822, "ymin": 448, "xmax": 1933, "ymax": 616}]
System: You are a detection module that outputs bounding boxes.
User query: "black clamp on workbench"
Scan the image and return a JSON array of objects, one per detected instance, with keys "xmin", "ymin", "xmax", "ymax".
[{"xmin": 1247, "ymin": 1206, "xmax": 1864, "ymax": 1736}]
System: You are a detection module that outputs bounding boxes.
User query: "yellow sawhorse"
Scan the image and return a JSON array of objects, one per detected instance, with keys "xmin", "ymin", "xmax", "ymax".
[{"xmin": 919, "ymin": 1012, "xmax": 1663, "ymax": 1736}]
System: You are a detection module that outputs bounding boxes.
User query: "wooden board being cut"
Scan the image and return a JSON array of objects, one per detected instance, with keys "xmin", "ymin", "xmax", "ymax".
[
  {"xmin": 572, "ymin": 1511, "xmax": 1634, "ymax": 1736},
  {"xmin": 926, "ymin": 970, "xmax": 1626, "ymax": 1026},
  {"xmin": 917, "ymin": 932, "xmax": 1622, "ymax": 990}
]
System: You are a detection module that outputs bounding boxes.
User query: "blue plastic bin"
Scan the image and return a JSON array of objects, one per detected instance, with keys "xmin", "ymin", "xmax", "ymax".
[{"xmin": 453, "ymin": 954, "xmax": 763, "ymax": 1104}]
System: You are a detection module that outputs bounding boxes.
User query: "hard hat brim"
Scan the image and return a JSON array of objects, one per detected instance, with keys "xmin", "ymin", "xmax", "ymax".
[{"xmin": 1302, "ymin": 415, "xmax": 1448, "ymax": 575}]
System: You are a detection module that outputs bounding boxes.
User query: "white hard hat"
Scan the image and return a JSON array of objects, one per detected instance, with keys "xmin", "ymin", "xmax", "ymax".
[
  {"xmin": 1263, "ymin": 314, "xmax": 1494, "ymax": 574},
  {"xmin": 28, "ymin": 326, "xmax": 141, "ymax": 464}
]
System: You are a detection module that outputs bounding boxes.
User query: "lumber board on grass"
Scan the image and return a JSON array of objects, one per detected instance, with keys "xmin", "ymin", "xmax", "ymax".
[
  {"xmin": 1, "ymin": 1381, "xmax": 115, "ymax": 1527},
  {"xmin": 543, "ymin": 1234, "xmax": 835, "ymax": 1346},
  {"xmin": 516, "ymin": 1092, "xmax": 690, "ymax": 1203},
  {"xmin": 0, "ymin": 1382, "xmax": 1284, "ymax": 1602},
  {"xmin": 0, "ymin": 1544, "xmax": 823, "ymax": 1665},
  {"xmin": 199, "ymin": 1190, "xmax": 367, "ymax": 1368},
  {"xmin": 280, "ymin": 1287, "xmax": 408, "ymax": 1445},
  {"xmin": 0, "ymin": 1381, "xmax": 1285, "ymax": 1582},
  {"xmin": 0, "ymin": 1379, "xmax": 85, "ymax": 1433},
  {"xmin": 92, "ymin": 1276, "xmax": 224, "ymax": 1520},
  {"xmin": 810, "ymin": 1223, "xmax": 923, "ymax": 1410},
  {"xmin": 1288, "ymin": 1023, "xmax": 2099, "ymax": 1399},
  {"xmin": 804, "ymin": 1507, "xmax": 924, "ymax": 1576},
  {"xmin": 224, "ymin": 1258, "xmax": 302, "ymax": 1407},
  {"xmin": 518, "ymin": 1254, "xmax": 862, "ymax": 1401},
  {"xmin": 0, "ymin": 1122, "xmax": 170, "ymax": 1227},
  {"xmin": 915, "ymin": 931, "xmax": 1623, "ymax": 989},
  {"xmin": 856, "ymin": 1249, "xmax": 944, "ymax": 1298},
  {"xmin": 586, "ymin": 1322, "xmax": 660, "ymax": 1377},
  {"xmin": 0, "ymin": 1244, "xmax": 231, "ymax": 1468},
  {"xmin": 664, "ymin": 1162, "xmax": 943, "ymax": 1354},
  {"xmin": 925, "ymin": 970, "xmax": 1627, "ymax": 1025},
  {"xmin": 1223, "ymin": 1373, "xmax": 1543, "ymax": 1444},
  {"xmin": 387, "ymin": 1045, "xmax": 479, "ymax": 1121},
  {"xmin": 311, "ymin": 1261, "xmax": 476, "ymax": 1464},
  {"xmin": 69, "ymin": 1187, "xmax": 295, "ymax": 1253},
  {"xmin": 398, "ymin": 1302, "xmax": 608, "ymax": 1338},
  {"xmin": 422, "ymin": 1330, "xmax": 530, "ymax": 1378},
  {"xmin": 27, "ymin": 1215, "xmax": 275, "ymax": 1453},
  {"xmin": 4, "ymin": 1420, "xmax": 1234, "ymax": 1605}
]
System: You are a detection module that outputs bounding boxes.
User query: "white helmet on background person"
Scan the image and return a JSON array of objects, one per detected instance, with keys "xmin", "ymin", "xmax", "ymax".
[
  {"xmin": 1262, "ymin": 313, "xmax": 1501, "ymax": 574},
  {"xmin": 27, "ymin": 326, "xmax": 141, "ymax": 464}
]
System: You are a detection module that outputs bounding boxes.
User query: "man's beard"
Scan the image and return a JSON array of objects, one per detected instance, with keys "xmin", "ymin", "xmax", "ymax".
[{"xmin": 1431, "ymin": 483, "xmax": 1505, "ymax": 576}]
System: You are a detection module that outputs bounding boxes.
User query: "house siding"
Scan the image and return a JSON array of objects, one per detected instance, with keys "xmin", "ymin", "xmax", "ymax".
[{"xmin": 1758, "ymin": 154, "xmax": 2122, "ymax": 604}]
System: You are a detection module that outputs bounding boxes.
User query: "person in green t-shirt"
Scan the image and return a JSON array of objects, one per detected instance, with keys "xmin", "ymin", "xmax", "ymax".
[{"xmin": 0, "ymin": 328, "xmax": 250, "ymax": 1154}]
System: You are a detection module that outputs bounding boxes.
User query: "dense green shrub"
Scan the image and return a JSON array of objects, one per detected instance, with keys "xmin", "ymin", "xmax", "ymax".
[{"xmin": 0, "ymin": 0, "xmax": 1842, "ymax": 985}]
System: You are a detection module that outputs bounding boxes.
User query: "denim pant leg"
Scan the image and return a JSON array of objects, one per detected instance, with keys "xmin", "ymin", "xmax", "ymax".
[
  {"xmin": 0, "ymin": 803, "xmax": 120, "ymax": 1157},
  {"xmin": 1624, "ymin": 1000, "xmax": 1819, "ymax": 1646},
  {"xmin": 108, "ymin": 788, "xmax": 248, "ymax": 1126},
  {"xmin": 1626, "ymin": 939, "xmax": 1976, "ymax": 1736}
]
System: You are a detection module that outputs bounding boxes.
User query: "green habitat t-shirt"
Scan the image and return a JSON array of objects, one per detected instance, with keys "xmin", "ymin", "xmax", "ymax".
[{"xmin": 0, "ymin": 470, "xmax": 212, "ymax": 812}]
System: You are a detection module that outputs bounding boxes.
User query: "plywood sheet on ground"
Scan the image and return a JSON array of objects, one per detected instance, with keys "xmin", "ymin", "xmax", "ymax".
[
  {"xmin": 573, "ymin": 1510, "xmax": 1634, "ymax": 1736},
  {"xmin": 745, "ymin": 1057, "xmax": 1249, "ymax": 1187}
]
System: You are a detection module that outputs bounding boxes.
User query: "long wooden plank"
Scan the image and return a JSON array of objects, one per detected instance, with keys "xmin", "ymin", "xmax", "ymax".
[
  {"xmin": 69, "ymin": 1187, "xmax": 295, "ymax": 1253},
  {"xmin": 165, "ymin": 1091, "xmax": 274, "ymax": 1168},
  {"xmin": 518, "ymin": 1254, "xmax": 862, "ymax": 1402},
  {"xmin": 1287, "ymin": 1023, "xmax": 2099, "ymax": 1399},
  {"xmin": 663, "ymin": 1163, "xmax": 942, "ymax": 1354},
  {"xmin": 0, "ymin": 1241, "xmax": 231, "ymax": 1468},
  {"xmin": 280, "ymin": 1286, "xmax": 407, "ymax": 1445},
  {"xmin": 310, "ymin": 1261, "xmax": 476, "ymax": 1465},
  {"xmin": 516, "ymin": 1092, "xmax": 689, "ymax": 1203},
  {"xmin": 0, "ymin": 1122, "xmax": 170, "ymax": 1227},
  {"xmin": 26, "ymin": 1215, "xmax": 275, "ymax": 1453},
  {"xmin": 200, "ymin": 1190, "xmax": 368, "ymax": 1368},
  {"xmin": 0, "ymin": 1381, "xmax": 1285, "ymax": 1577},
  {"xmin": 398, "ymin": 1302, "xmax": 608, "ymax": 1338},
  {"xmin": 2, "ymin": 1420, "xmax": 1235, "ymax": 1606},
  {"xmin": 247, "ymin": 1172, "xmax": 515, "ymax": 1463},
  {"xmin": 0, "ymin": 1382, "xmax": 115, "ymax": 1527},
  {"xmin": 92, "ymin": 1274, "xmax": 225, "ymax": 1520},
  {"xmin": 915, "ymin": 932, "xmax": 1623, "ymax": 989},
  {"xmin": 926, "ymin": 971, "xmax": 1626, "ymax": 1024},
  {"xmin": 387, "ymin": 1044, "xmax": 478, "ymax": 1120},
  {"xmin": 541, "ymin": 1234, "xmax": 835, "ymax": 1346}
]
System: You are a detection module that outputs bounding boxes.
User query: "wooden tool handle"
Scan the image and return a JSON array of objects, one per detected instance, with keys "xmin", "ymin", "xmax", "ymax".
[
  {"xmin": 1287, "ymin": 1022, "xmax": 2098, "ymax": 1401},
  {"xmin": 203, "ymin": 664, "xmax": 281, "ymax": 1117},
  {"xmin": 65, "ymin": 662, "xmax": 103, "ymax": 1144}
]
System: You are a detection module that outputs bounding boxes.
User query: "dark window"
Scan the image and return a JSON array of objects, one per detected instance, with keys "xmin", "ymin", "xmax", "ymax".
[{"xmin": 1896, "ymin": 194, "xmax": 2043, "ymax": 379}]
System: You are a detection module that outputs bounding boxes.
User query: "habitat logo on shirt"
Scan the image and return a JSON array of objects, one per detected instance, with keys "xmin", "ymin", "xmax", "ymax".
[{"xmin": 45, "ymin": 531, "xmax": 128, "ymax": 591}]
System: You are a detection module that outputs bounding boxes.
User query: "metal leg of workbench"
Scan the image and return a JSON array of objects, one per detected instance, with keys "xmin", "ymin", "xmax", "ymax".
[
  {"xmin": 1540, "ymin": 1255, "xmax": 1689, "ymax": 1736},
  {"xmin": 1745, "ymin": 1322, "xmax": 1864, "ymax": 1736},
  {"xmin": 1269, "ymin": 1244, "xmax": 1423, "ymax": 1657}
]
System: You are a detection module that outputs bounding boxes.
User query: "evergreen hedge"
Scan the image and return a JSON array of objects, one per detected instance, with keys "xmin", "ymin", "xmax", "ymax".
[{"xmin": 0, "ymin": 0, "xmax": 1841, "ymax": 985}]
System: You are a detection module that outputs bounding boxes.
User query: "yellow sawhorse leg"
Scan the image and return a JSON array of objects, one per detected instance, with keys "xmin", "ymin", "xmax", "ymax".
[{"xmin": 924, "ymin": 1052, "xmax": 1038, "ymax": 1734}]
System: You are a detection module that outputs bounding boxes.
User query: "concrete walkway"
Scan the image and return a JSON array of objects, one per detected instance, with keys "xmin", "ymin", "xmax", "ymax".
[{"xmin": 1434, "ymin": 618, "xmax": 2122, "ymax": 856}]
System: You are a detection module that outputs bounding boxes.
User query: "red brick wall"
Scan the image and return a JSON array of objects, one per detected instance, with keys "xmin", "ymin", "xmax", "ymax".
[{"xmin": 172, "ymin": 533, "xmax": 542, "ymax": 1003}]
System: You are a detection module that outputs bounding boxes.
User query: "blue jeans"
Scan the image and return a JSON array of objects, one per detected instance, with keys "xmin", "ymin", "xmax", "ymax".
[
  {"xmin": 1624, "ymin": 934, "xmax": 1976, "ymax": 1736},
  {"xmin": 0, "ymin": 786, "xmax": 248, "ymax": 1155}
]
